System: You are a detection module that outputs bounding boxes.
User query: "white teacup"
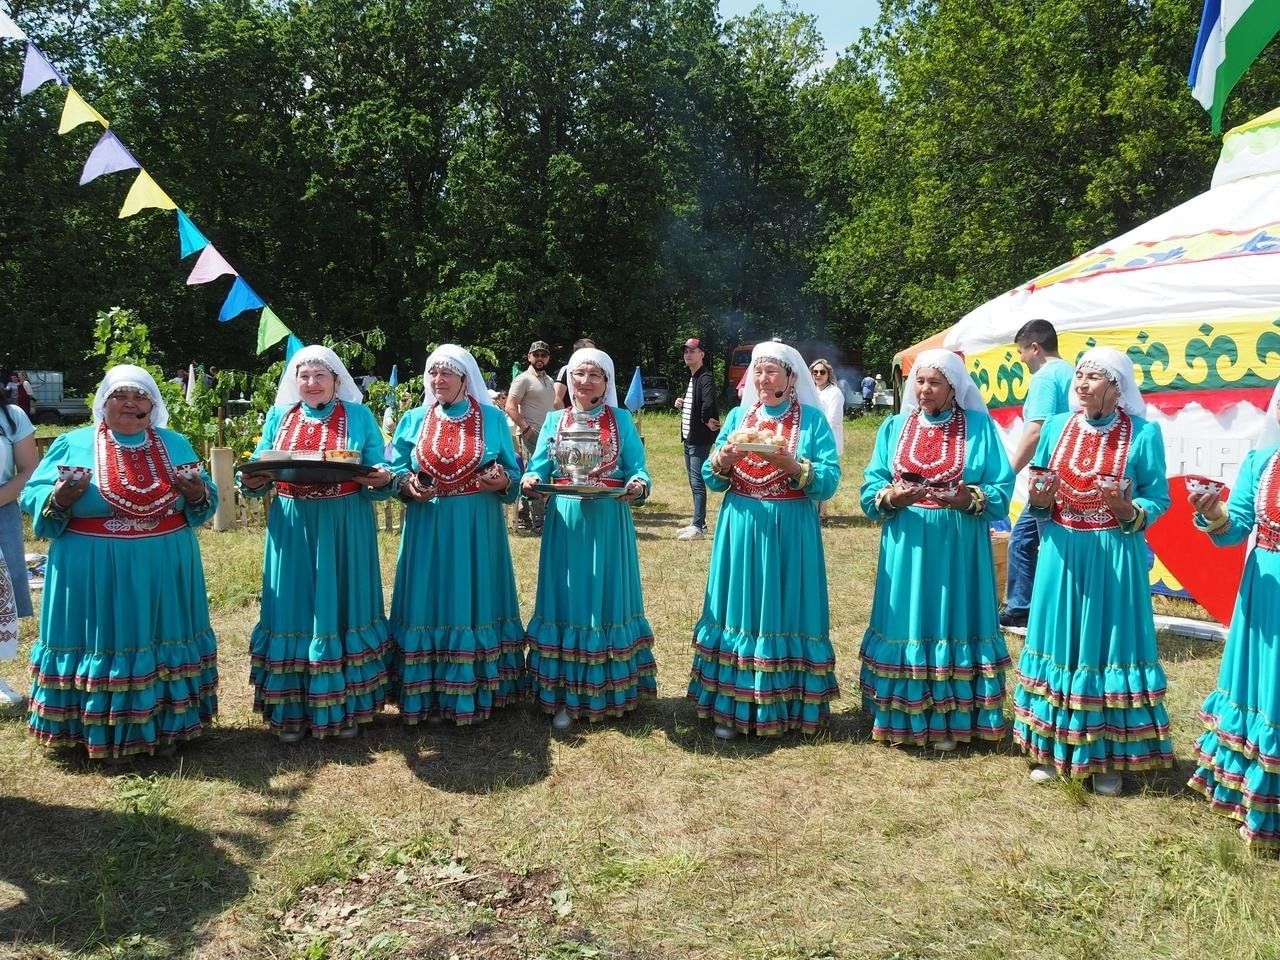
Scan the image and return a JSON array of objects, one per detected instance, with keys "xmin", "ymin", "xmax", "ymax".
[
  {"xmin": 56, "ymin": 464, "xmax": 90, "ymax": 484},
  {"xmin": 1028, "ymin": 465, "xmax": 1057, "ymax": 492},
  {"xmin": 174, "ymin": 462, "xmax": 202, "ymax": 480},
  {"xmin": 1097, "ymin": 473, "xmax": 1132, "ymax": 494},
  {"xmin": 1185, "ymin": 475, "xmax": 1224, "ymax": 498}
]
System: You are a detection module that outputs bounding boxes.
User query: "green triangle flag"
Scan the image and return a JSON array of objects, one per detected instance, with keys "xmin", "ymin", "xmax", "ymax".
[{"xmin": 256, "ymin": 306, "xmax": 291, "ymax": 353}]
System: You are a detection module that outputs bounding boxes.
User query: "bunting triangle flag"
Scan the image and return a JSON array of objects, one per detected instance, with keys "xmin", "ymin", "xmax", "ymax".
[
  {"xmin": 118, "ymin": 169, "xmax": 176, "ymax": 218},
  {"xmin": 186, "ymin": 244, "xmax": 237, "ymax": 285},
  {"xmin": 57, "ymin": 87, "xmax": 108, "ymax": 134},
  {"xmin": 624, "ymin": 366, "xmax": 644, "ymax": 412},
  {"xmin": 1, "ymin": 11, "xmax": 28, "ymax": 41},
  {"xmin": 256, "ymin": 305, "xmax": 291, "ymax": 352},
  {"xmin": 219, "ymin": 276, "xmax": 266, "ymax": 323},
  {"xmin": 20, "ymin": 43, "xmax": 66, "ymax": 96},
  {"xmin": 286, "ymin": 335, "xmax": 304, "ymax": 361},
  {"xmin": 176, "ymin": 209, "xmax": 209, "ymax": 258},
  {"xmin": 80, "ymin": 130, "xmax": 139, "ymax": 185}
]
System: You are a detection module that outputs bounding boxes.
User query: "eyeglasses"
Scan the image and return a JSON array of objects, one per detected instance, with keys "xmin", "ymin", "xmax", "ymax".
[
  {"xmin": 108, "ymin": 389, "xmax": 151, "ymax": 402},
  {"xmin": 571, "ymin": 369, "xmax": 606, "ymax": 383}
]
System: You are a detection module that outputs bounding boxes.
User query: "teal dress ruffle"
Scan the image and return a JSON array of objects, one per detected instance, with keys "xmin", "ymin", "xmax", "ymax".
[
  {"xmin": 521, "ymin": 407, "xmax": 656, "ymax": 721},
  {"xmin": 1187, "ymin": 447, "xmax": 1280, "ymax": 847},
  {"xmin": 387, "ymin": 400, "xmax": 525, "ymax": 724},
  {"xmin": 859, "ymin": 408, "xmax": 1014, "ymax": 745},
  {"xmin": 241, "ymin": 400, "xmax": 394, "ymax": 738},
  {"xmin": 687, "ymin": 402, "xmax": 841, "ymax": 735},
  {"xmin": 19, "ymin": 427, "xmax": 218, "ymax": 758},
  {"xmin": 1011, "ymin": 411, "xmax": 1174, "ymax": 777}
]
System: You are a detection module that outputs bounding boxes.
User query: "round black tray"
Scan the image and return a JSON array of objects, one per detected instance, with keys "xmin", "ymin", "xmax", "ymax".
[{"xmin": 236, "ymin": 459, "xmax": 376, "ymax": 484}]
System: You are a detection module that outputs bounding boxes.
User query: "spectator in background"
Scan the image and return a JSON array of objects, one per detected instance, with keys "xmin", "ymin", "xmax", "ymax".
[
  {"xmin": 675, "ymin": 337, "xmax": 719, "ymax": 541},
  {"xmin": 0, "ymin": 385, "xmax": 37, "ymax": 708},
  {"xmin": 506, "ymin": 340, "xmax": 556, "ymax": 534},
  {"xmin": 810, "ymin": 358, "xmax": 844, "ymax": 522},
  {"xmin": 553, "ymin": 338, "xmax": 595, "ymax": 409},
  {"xmin": 11, "ymin": 373, "xmax": 32, "ymax": 417},
  {"xmin": 861, "ymin": 371, "xmax": 876, "ymax": 409}
]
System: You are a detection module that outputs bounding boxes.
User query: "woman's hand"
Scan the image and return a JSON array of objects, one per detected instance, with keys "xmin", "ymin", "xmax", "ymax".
[
  {"xmin": 619, "ymin": 480, "xmax": 646, "ymax": 503},
  {"xmin": 241, "ymin": 471, "xmax": 271, "ymax": 490},
  {"xmin": 1188, "ymin": 489, "xmax": 1225, "ymax": 520},
  {"xmin": 174, "ymin": 474, "xmax": 209, "ymax": 505},
  {"xmin": 934, "ymin": 482, "xmax": 971, "ymax": 510},
  {"xmin": 520, "ymin": 475, "xmax": 546, "ymax": 499},
  {"xmin": 1097, "ymin": 482, "xmax": 1136, "ymax": 522},
  {"xmin": 401, "ymin": 475, "xmax": 435, "ymax": 502},
  {"xmin": 477, "ymin": 465, "xmax": 510, "ymax": 493},
  {"xmin": 887, "ymin": 480, "xmax": 929, "ymax": 509},
  {"xmin": 1027, "ymin": 473, "xmax": 1059, "ymax": 509},
  {"xmin": 715, "ymin": 443, "xmax": 747, "ymax": 470},
  {"xmin": 52, "ymin": 474, "xmax": 91, "ymax": 510},
  {"xmin": 354, "ymin": 466, "xmax": 392, "ymax": 488},
  {"xmin": 757, "ymin": 448, "xmax": 801, "ymax": 477}
]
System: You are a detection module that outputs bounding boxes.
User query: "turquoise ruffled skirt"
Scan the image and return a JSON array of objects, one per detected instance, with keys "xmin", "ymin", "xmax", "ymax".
[
  {"xmin": 389, "ymin": 493, "xmax": 524, "ymax": 724},
  {"xmin": 250, "ymin": 493, "xmax": 389, "ymax": 737},
  {"xmin": 688, "ymin": 493, "xmax": 838, "ymax": 735},
  {"xmin": 526, "ymin": 495, "xmax": 656, "ymax": 721},
  {"xmin": 1012, "ymin": 523, "xmax": 1173, "ymax": 776},
  {"xmin": 1188, "ymin": 547, "xmax": 1280, "ymax": 847},
  {"xmin": 859, "ymin": 505, "xmax": 1009, "ymax": 744},
  {"xmin": 29, "ymin": 527, "xmax": 217, "ymax": 758}
]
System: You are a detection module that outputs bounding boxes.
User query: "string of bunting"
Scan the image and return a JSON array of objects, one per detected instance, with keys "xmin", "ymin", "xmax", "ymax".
[{"xmin": 1, "ymin": 8, "xmax": 295, "ymax": 355}]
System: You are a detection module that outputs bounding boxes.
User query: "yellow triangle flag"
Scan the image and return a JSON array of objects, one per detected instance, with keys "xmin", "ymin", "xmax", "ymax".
[
  {"xmin": 118, "ymin": 170, "xmax": 177, "ymax": 219},
  {"xmin": 58, "ymin": 87, "xmax": 108, "ymax": 134}
]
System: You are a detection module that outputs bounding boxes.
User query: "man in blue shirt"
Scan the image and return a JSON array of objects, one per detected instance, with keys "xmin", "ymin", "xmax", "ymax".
[
  {"xmin": 861, "ymin": 373, "xmax": 876, "ymax": 408},
  {"xmin": 1000, "ymin": 319, "xmax": 1073, "ymax": 628}
]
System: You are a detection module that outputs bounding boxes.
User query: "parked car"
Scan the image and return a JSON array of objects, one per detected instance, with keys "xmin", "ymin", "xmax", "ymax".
[
  {"xmin": 642, "ymin": 375, "xmax": 672, "ymax": 407},
  {"xmin": 26, "ymin": 370, "xmax": 91, "ymax": 425}
]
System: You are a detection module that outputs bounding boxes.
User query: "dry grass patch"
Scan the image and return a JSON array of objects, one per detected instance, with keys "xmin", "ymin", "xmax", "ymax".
[{"xmin": 3, "ymin": 412, "xmax": 1279, "ymax": 960}]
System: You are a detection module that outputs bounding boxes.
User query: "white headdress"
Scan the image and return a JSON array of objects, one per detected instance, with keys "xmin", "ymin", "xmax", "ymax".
[
  {"xmin": 566, "ymin": 348, "xmax": 619, "ymax": 408},
  {"xmin": 1069, "ymin": 346, "xmax": 1146, "ymax": 417},
  {"xmin": 93, "ymin": 364, "xmax": 169, "ymax": 428},
  {"xmin": 274, "ymin": 345, "xmax": 364, "ymax": 408},
  {"xmin": 740, "ymin": 341, "xmax": 821, "ymax": 409},
  {"xmin": 902, "ymin": 348, "xmax": 987, "ymax": 415},
  {"xmin": 422, "ymin": 344, "xmax": 493, "ymax": 407}
]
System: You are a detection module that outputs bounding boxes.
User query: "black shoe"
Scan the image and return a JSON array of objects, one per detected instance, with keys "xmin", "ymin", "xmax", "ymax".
[{"xmin": 998, "ymin": 606, "xmax": 1028, "ymax": 629}]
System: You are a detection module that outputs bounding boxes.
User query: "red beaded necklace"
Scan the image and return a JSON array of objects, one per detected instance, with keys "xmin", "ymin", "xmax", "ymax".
[
  {"xmin": 1048, "ymin": 410, "xmax": 1133, "ymax": 531},
  {"xmin": 731, "ymin": 401, "xmax": 801, "ymax": 499},
  {"xmin": 416, "ymin": 397, "xmax": 485, "ymax": 486},
  {"xmin": 1254, "ymin": 452, "xmax": 1280, "ymax": 551},
  {"xmin": 95, "ymin": 422, "xmax": 181, "ymax": 518},
  {"xmin": 276, "ymin": 401, "xmax": 349, "ymax": 453}
]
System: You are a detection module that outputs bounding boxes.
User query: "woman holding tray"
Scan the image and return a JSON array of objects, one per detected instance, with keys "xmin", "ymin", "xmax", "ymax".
[
  {"xmin": 687, "ymin": 341, "xmax": 841, "ymax": 739},
  {"xmin": 859, "ymin": 348, "xmax": 1014, "ymax": 751},
  {"xmin": 386, "ymin": 345, "xmax": 524, "ymax": 725},
  {"xmin": 1186, "ymin": 380, "xmax": 1280, "ymax": 847},
  {"xmin": 239, "ymin": 345, "xmax": 395, "ymax": 742},
  {"xmin": 519, "ymin": 347, "xmax": 655, "ymax": 730},
  {"xmin": 19, "ymin": 365, "xmax": 217, "ymax": 759}
]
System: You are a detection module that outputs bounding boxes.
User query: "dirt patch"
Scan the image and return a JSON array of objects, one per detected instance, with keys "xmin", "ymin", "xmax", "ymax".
[{"xmin": 275, "ymin": 856, "xmax": 652, "ymax": 959}]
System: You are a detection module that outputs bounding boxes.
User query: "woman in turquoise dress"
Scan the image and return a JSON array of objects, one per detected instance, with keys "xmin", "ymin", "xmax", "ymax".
[
  {"xmin": 240, "ymin": 346, "xmax": 395, "ymax": 742},
  {"xmin": 1186, "ymin": 382, "xmax": 1280, "ymax": 847},
  {"xmin": 387, "ymin": 344, "xmax": 524, "ymax": 725},
  {"xmin": 19, "ymin": 365, "xmax": 218, "ymax": 759},
  {"xmin": 860, "ymin": 348, "xmax": 1014, "ymax": 750},
  {"xmin": 687, "ymin": 341, "xmax": 841, "ymax": 740},
  {"xmin": 1012, "ymin": 347, "xmax": 1172, "ymax": 796},
  {"xmin": 518, "ymin": 347, "xmax": 655, "ymax": 730}
]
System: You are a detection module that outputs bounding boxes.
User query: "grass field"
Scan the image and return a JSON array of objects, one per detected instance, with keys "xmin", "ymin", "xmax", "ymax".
[{"xmin": 1, "ymin": 411, "xmax": 1275, "ymax": 960}]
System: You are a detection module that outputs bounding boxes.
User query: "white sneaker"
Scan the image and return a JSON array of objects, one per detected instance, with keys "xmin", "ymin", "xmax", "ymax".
[
  {"xmin": 0, "ymin": 678, "xmax": 23, "ymax": 709},
  {"xmin": 677, "ymin": 526, "xmax": 705, "ymax": 541},
  {"xmin": 932, "ymin": 736, "xmax": 957, "ymax": 752},
  {"xmin": 552, "ymin": 708, "xmax": 574, "ymax": 730},
  {"xmin": 1028, "ymin": 765, "xmax": 1056, "ymax": 784},
  {"xmin": 1092, "ymin": 772, "xmax": 1123, "ymax": 796},
  {"xmin": 713, "ymin": 724, "xmax": 737, "ymax": 740}
]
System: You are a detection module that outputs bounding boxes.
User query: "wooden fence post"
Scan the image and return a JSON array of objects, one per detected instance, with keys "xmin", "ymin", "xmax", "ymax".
[{"xmin": 210, "ymin": 447, "xmax": 236, "ymax": 532}]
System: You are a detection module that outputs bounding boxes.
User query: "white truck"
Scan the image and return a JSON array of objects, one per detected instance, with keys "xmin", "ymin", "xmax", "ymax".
[{"xmin": 26, "ymin": 370, "xmax": 91, "ymax": 425}]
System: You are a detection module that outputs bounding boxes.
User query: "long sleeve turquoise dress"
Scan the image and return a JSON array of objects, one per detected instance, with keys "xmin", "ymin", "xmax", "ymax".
[
  {"xmin": 241, "ymin": 399, "xmax": 394, "ymax": 739},
  {"xmin": 521, "ymin": 405, "xmax": 656, "ymax": 722},
  {"xmin": 859, "ymin": 407, "xmax": 1014, "ymax": 745},
  {"xmin": 1187, "ymin": 446, "xmax": 1280, "ymax": 847},
  {"xmin": 1012, "ymin": 410, "xmax": 1173, "ymax": 777},
  {"xmin": 387, "ymin": 397, "xmax": 525, "ymax": 725},
  {"xmin": 686, "ymin": 400, "xmax": 841, "ymax": 735},
  {"xmin": 19, "ymin": 425, "xmax": 218, "ymax": 758}
]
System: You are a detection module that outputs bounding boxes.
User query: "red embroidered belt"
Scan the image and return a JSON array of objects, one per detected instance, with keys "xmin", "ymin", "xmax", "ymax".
[
  {"xmin": 729, "ymin": 486, "xmax": 806, "ymax": 501},
  {"xmin": 1258, "ymin": 526, "xmax": 1280, "ymax": 552},
  {"xmin": 68, "ymin": 514, "xmax": 188, "ymax": 539},
  {"xmin": 553, "ymin": 477, "xmax": 625, "ymax": 488},
  {"xmin": 277, "ymin": 481, "xmax": 360, "ymax": 500}
]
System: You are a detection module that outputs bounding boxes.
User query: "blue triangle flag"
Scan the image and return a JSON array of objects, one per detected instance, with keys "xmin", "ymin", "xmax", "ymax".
[
  {"xmin": 624, "ymin": 366, "xmax": 644, "ymax": 412},
  {"xmin": 388, "ymin": 364, "xmax": 399, "ymax": 390},
  {"xmin": 20, "ymin": 43, "xmax": 66, "ymax": 96},
  {"xmin": 217, "ymin": 276, "xmax": 266, "ymax": 323},
  {"xmin": 79, "ymin": 130, "xmax": 139, "ymax": 185},
  {"xmin": 176, "ymin": 210, "xmax": 209, "ymax": 258},
  {"xmin": 285, "ymin": 334, "xmax": 304, "ymax": 361}
]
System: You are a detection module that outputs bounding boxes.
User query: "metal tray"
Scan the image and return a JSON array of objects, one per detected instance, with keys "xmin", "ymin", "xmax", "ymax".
[
  {"xmin": 532, "ymin": 482, "xmax": 627, "ymax": 499},
  {"xmin": 237, "ymin": 459, "xmax": 376, "ymax": 484}
]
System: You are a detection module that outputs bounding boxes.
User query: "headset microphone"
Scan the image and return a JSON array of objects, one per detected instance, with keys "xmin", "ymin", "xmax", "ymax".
[
  {"xmin": 772, "ymin": 390, "xmax": 786, "ymax": 399},
  {"xmin": 133, "ymin": 411, "xmax": 148, "ymax": 419},
  {"xmin": 591, "ymin": 396, "xmax": 603, "ymax": 406}
]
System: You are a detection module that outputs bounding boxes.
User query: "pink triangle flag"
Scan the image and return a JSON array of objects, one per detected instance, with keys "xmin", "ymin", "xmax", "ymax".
[{"xmin": 186, "ymin": 244, "xmax": 238, "ymax": 285}]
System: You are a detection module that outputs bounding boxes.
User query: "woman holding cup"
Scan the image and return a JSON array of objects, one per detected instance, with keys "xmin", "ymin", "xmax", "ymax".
[
  {"xmin": 239, "ymin": 346, "xmax": 394, "ymax": 742},
  {"xmin": 859, "ymin": 349, "xmax": 1014, "ymax": 750},
  {"xmin": 1012, "ymin": 347, "xmax": 1172, "ymax": 795},
  {"xmin": 18, "ymin": 365, "xmax": 218, "ymax": 760},
  {"xmin": 1185, "ymin": 383, "xmax": 1280, "ymax": 847}
]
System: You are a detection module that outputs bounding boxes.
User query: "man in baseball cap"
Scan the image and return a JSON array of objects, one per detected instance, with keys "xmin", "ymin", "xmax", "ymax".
[{"xmin": 675, "ymin": 337, "xmax": 720, "ymax": 540}]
